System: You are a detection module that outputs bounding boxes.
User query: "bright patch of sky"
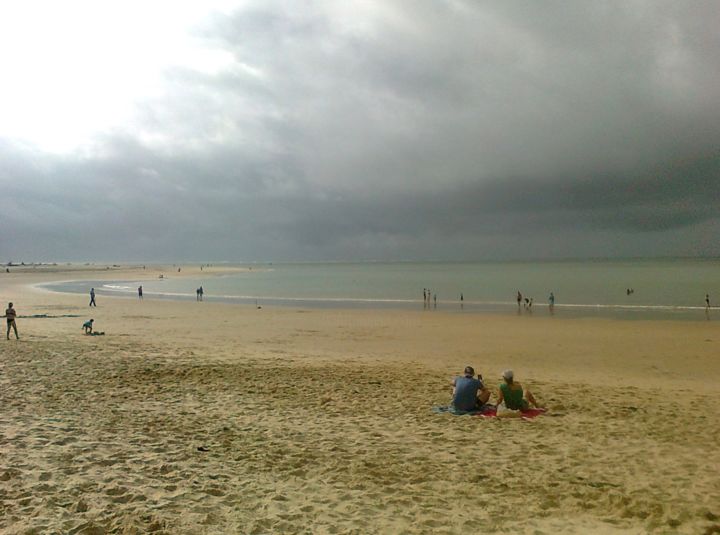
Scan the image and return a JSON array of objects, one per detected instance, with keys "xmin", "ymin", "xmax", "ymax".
[{"xmin": 0, "ymin": 0, "xmax": 237, "ymax": 152}]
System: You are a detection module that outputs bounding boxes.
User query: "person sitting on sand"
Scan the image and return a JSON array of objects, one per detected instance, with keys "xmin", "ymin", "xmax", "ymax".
[
  {"xmin": 5, "ymin": 302, "xmax": 19, "ymax": 340},
  {"xmin": 451, "ymin": 366, "xmax": 490, "ymax": 411},
  {"xmin": 82, "ymin": 319, "xmax": 94, "ymax": 334},
  {"xmin": 495, "ymin": 370, "xmax": 541, "ymax": 415}
]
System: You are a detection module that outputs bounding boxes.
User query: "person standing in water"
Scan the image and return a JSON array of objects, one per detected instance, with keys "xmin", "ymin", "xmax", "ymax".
[
  {"xmin": 706, "ymin": 294, "xmax": 711, "ymax": 309},
  {"xmin": 89, "ymin": 288, "xmax": 96, "ymax": 307},
  {"xmin": 517, "ymin": 291, "xmax": 522, "ymax": 307},
  {"xmin": 138, "ymin": 286, "xmax": 143, "ymax": 299}
]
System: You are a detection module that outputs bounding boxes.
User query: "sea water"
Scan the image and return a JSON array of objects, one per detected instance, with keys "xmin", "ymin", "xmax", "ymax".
[{"xmin": 40, "ymin": 258, "xmax": 720, "ymax": 320}]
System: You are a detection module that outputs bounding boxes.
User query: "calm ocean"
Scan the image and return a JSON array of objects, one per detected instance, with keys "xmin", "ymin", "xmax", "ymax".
[{"xmin": 41, "ymin": 259, "xmax": 720, "ymax": 320}]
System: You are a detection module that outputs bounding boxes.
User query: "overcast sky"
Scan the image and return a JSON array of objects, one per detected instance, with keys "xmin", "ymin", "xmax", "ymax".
[{"xmin": 1, "ymin": 0, "xmax": 718, "ymax": 262}]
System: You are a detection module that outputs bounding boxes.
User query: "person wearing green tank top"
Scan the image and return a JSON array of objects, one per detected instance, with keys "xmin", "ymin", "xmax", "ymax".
[{"xmin": 495, "ymin": 370, "xmax": 542, "ymax": 414}]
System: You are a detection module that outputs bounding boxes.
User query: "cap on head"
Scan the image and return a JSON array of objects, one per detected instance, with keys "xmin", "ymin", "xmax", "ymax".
[
  {"xmin": 464, "ymin": 366, "xmax": 475, "ymax": 376},
  {"xmin": 502, "ymin": 369, "xmax": 514, "ymax": 381}
]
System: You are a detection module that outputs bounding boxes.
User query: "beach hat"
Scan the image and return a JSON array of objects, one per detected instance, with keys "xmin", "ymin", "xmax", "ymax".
[{"xmin": 502, "ymin": 369, "xmax": 514, "ymax": 380}]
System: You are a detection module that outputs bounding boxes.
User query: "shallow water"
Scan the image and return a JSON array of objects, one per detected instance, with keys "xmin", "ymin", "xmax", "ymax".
[{"xmin": 40, "ymin": 258, "xmax": 720, "ymax": 320}]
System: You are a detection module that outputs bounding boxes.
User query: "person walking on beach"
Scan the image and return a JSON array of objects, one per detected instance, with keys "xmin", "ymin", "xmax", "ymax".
[
  {"xmin": 706, "ymin": 294, "xmax": 711, "ymax": 309},
  {"xmin": 89, "ymin": 288, "xmax": 96, "ymax": 307},
  {"xmin": 517, "ymin": 291, "xmax": 522, "ymax": 307},
  {"xmin": 451, "ymin": 366, "xmax": 490, "ymax": 411},
  {"xmin": 5, "ymin": 303, "xmax": 18, "ymax": 340},
  {"xmin": 549, "ymin": 292, "xmax": 555, "ymax": 307},
  {"xmin": 138, "ymin": 286, "xmax": 143, "ymax": 299}
]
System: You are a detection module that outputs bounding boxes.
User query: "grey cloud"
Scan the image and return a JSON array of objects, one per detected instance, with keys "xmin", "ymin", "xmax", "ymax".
[{"xmin": 1, "ymin": 0, "xmax": 719, "ymax": 261}]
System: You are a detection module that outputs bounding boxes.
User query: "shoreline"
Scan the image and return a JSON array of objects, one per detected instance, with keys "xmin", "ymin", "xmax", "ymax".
[{"xmin": 34, "ymin": 279, "xmax": 719, "ymax": 324}]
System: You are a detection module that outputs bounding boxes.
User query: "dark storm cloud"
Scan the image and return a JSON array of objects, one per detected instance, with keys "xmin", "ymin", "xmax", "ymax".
[{"xmin": 1, "ymin": 0, "xmax": 719, "ymax": 261}]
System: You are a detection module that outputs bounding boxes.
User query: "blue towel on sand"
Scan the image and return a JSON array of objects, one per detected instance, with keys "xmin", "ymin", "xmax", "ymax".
[{"xmin": 432, "ymin": 404, "xmax": 495, "ymax": 416}]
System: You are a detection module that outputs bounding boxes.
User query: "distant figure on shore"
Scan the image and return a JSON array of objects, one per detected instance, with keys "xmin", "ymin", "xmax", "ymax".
[
  {"xmin": 197, "ymin": 286, "xmax": 204, "ymax": 301},
  {"xmin": 460, "ymin": 293, "xmax": 464, "ymax": 309},
  {"xmin": 5, "ymin": 302, "xmax": 18, "ymax": 340},
  {"xmin": 89, "ymin": 288, "xmax": 96, "ymax": 307},
  {"xmin": 495, "ymin": 370, "xmax": 541, "ymax": 415},
  {"xmin": 706, "ymin": 294, "xmax": 711, "ymax": 309},
  {"xmin": 423, "ymin": 288, "xmax": 427, "ymax": 305},
  {"xmin": 83, "ymin": 319, "xmax": 94, "ymax": 334},
  {"xmin": 433, "ymin": 294, "xmax": 437, "ymax": 308},
  {"xmin": 549, "ymin": 292, "xmax": 555, "ymax": 307},
  {"xmin": 528, "ymin": 297, "xmax": 533, "ymax": 309},
  {"xmin": 451, "ymin": 366, "xmax": 490, "ymax": 411},
  {"xmin": 138, "ymin": 286, "xmax": 143, "ymax": 299},
  {"xmin": 517, "ymin": 291, "xmax": 522, "ymax": 307}
]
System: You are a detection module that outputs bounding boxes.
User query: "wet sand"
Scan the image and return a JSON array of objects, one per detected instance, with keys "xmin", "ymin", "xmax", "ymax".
[{"xmin": 1, "ymin": 265, "xmax": 719, "ymax": 534}]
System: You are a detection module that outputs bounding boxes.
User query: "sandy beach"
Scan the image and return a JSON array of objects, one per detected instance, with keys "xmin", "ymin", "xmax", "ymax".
[{"xmin": 1, "ymin": 265, "xmax": 719, "ymax": 534}]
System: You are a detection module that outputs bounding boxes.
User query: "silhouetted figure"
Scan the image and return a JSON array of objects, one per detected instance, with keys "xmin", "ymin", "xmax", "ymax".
[
  {"xmin": 517, "ymin": 291, "xmax": 522, "ymax": 307},
  {"xmin": 5, "ymin": 302, "xmax": 18, "ymax": 340},
  {"xmin": 89, "ymin": 288, "xmax": 96, "ymax": 307},
  {"xmin": 706, "ymin": 294, "xmax": 711, "ymax": 309},
  {"xmin": 138, "ymin": 286, "xmax": 143, "ymax": 299}
]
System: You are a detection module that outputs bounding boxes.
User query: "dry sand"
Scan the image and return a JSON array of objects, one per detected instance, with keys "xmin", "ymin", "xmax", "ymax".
[{"xmin": 1, "ymin": 265, "xmax": 719, "ymax": 534}]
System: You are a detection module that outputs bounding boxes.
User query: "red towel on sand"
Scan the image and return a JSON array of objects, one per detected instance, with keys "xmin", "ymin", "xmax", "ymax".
[{"xmin": 476, "ymin": 407, "xmax": 546, "ymax": 418}]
